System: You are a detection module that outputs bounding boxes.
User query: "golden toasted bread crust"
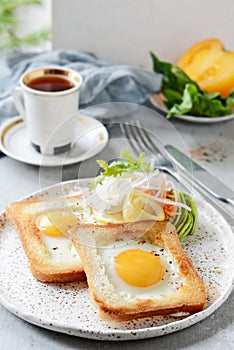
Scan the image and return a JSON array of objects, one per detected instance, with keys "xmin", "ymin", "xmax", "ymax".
[
  {"xmin": 5, "ymin": 196, "xmax": 86, "ymax": 283},
  {"xmin": 72, "ymin": 221, "xmax": 207, "ymax": 322}
]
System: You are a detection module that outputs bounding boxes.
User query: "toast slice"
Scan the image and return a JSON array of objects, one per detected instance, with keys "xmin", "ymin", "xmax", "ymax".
[
  {"xmin": 5, "ymin": 195, "xmax": 91, "ymax": 283},
  {"xmin": 71, "ymin": 221, "xmax": 207, "ymax": 321}
]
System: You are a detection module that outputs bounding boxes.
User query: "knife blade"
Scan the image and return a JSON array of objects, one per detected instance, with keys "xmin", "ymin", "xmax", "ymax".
[{"xmin": 165, "ymin": 144, "xmax": 234, "ymax": 204}]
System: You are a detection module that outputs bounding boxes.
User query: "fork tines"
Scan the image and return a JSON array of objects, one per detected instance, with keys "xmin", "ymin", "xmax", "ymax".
[{"xmin": 120, "ymin": 121, "xmax": 160, "ymax": 158}]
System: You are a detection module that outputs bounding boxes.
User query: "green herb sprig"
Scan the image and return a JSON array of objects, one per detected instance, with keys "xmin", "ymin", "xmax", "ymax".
[{"xmin": 89, "ymin": 149, "xmax": 151, "ymax": 191}]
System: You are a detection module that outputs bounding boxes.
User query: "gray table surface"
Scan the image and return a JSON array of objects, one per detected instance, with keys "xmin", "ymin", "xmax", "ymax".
[{"xmin": 0, "ymin": 105, "xmax": 233, "ymax": 349}]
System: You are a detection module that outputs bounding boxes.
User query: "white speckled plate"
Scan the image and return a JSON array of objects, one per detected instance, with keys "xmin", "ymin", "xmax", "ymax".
[
  {"xmin": 0, "ymin": 179, "xmax": 233, "ymax": 341},
  {"xmin": 0, "ymin": 115, "xmax": 108, "ymax": 167},
  {"xmin": 150, "ymin": 94, "xmax": 234, "ymax": 123}
]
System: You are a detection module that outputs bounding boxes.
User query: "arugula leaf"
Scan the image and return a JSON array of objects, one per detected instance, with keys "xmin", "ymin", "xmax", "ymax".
[
  {"xmin": 120, "ymin": 149, "xmax": 151, "ymax": 172},
  {"xmin": 119, "ymin": 149, "xmax": 136, "ymax": 162},
  {"xmin": 96, "ymin": 159, "xmax": 109, "ymax": 171},
  {"xmin": 167, "ymin": 83, "xmax": 198, "ymax": 118},
  {"xmin": 150, "ymin": 52, "xmax": 197, "ymax": 95},
  {"xmin": 89, "ymin": 149, "xmax": 151, "ymax": 190},
  {"xmin": 150, "ymin": 52, "xmax": 234, "ymax": 118}
]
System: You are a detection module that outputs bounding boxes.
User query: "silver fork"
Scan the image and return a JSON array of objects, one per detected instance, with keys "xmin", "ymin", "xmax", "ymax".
[
  {"xmin": 121, "ymin": 120, "xmax": 234, "ymax": 204},
  {"xmin": 120, "ymin": 120, "xmax": 184, "ymax": 185},
  {"xmin": 120, "ymin": 120, "xmax": 179, "ymax": 176},
  {"xmin": 120, "ymin": 120, "xmax": 234, "ymax": 221}
]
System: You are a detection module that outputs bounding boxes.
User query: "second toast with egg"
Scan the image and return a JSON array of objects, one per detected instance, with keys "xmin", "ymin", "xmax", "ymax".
[
  {"xmin": 5, "ymin": 195, "xmax": 90, "ymax": 283},
  {"xmin": 71, "ymin": 220, "xmax": 207, "ymax": 322}
]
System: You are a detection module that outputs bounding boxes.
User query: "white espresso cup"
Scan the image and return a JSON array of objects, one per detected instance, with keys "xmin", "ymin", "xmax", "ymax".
[{"xmin": 13, "ymin": 67, "xmax": 82, "ymax": 155}]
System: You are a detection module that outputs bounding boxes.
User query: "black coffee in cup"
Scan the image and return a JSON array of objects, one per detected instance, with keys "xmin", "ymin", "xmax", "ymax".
[
  {"xmin": 27, "ymin": 75, "xmax": 75, "ymax": 92},
  {"xmin": 13, "ymin": 67, "xmax": 82, "ymax": 155}
]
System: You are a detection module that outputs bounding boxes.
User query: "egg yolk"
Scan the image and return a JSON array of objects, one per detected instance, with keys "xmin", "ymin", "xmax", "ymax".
[
  {"xmin": 114, "ymin": 249, "xmax": 164, "ymax": 288},
  {"xmin": 36, "ymin": 211, "xmax": 77, "ymax": 237}
]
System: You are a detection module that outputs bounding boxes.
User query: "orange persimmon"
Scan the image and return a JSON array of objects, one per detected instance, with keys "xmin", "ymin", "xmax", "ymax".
[
  {"xmin": 177, "ymin": 38, "xmax": 223, "ymax": 69},
  {"xmin": 177, "ymin": 38, "xmax": 234, "ymax": 97}
]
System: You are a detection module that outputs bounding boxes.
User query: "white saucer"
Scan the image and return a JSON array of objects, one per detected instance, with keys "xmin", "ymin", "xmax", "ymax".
[
  {"xmin": 150, "ymin": 94, "xmax": 234, "ymax": 123},
  {"xmin": 0, "ymin": 115, "xmax": 108, "ymax": 167}
]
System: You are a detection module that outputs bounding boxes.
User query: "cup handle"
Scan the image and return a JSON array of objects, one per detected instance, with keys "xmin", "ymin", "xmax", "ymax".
[{"xmin": 13, "ymin": 86, "xmax": 27, "ymax": 123}]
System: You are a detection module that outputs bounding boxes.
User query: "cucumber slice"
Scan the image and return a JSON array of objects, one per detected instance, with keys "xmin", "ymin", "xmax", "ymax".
[
  {"xmin": 178, "ymin": 212, "xmax": 193, "ymax": 240},
  {"xmin": 167, "ymin": 190, "xmax": 198, "ymax": 240},
  {"xmin": 177, "ymin": 210, "xmax": 188, "ymax": 233},
  {"xmin": 172, "ymin": 191, "xmax": 186, "ymax": 228},
  {"xmin": 179, "ymin": 212, "xmax": 194, "ymax": 241},
  {"xmin": 190, "ymin": 199, "xmax": 198, "ymax": 235}
]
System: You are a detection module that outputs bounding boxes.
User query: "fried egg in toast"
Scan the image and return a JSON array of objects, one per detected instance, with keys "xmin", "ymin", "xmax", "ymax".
[{"xmin": 70, "ymin": 220, "xmax": 207, "ymax": 322}]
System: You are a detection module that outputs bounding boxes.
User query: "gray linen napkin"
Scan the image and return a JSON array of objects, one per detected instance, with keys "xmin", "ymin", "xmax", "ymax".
[{"xmin": 0, "ymin": 50, "xmax": 162, "ymax": 124}]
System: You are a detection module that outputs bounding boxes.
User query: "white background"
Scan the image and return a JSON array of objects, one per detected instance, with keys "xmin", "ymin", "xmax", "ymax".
[{"xmin": 52, "ymin": 0, "xmax": 234, "ymax": 68}]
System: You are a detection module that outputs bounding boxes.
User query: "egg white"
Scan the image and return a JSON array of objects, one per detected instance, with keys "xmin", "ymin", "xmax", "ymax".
[
  {"xmin": 40, "ymin": 234, "xmax": 81, "ymax": 263},
  {"xmin": 98, "ymin": 239, "xmax": 185, "ymax": 299},
  {"xmin": 37, "ymin": 205, "xmax": 91, "ymax": 263}
]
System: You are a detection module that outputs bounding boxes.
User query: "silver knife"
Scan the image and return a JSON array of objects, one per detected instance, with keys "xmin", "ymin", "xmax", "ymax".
[{"xmin": 165, "ymin": 144, "xmax": 234, "ymax": 207}]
